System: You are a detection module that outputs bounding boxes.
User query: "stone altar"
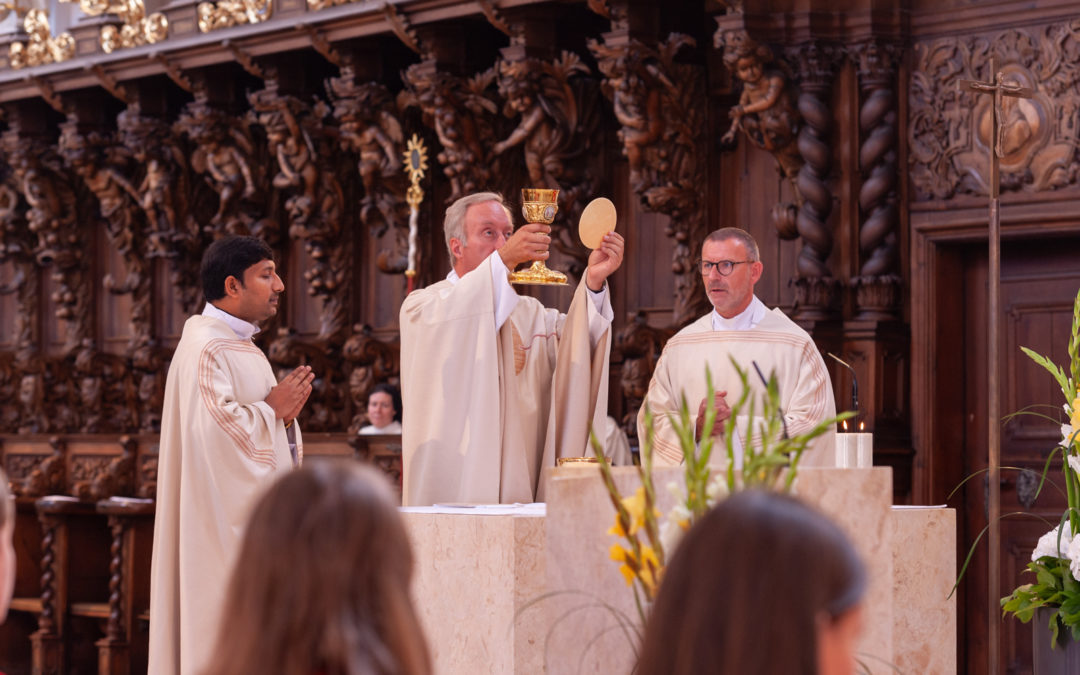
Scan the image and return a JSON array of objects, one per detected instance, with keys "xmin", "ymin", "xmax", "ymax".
[{"xmin": 402, "ymin": 467, "xmax": 956, "ymax": 674}]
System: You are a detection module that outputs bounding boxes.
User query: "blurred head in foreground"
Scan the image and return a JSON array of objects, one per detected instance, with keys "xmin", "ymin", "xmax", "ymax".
[
  {"xmin": 637, "ymin": 489, "xmax": 867, "ymax": 675},
  {"xmin": 205, "ymin": 460, "xmax": 431, "ymax": 675}
]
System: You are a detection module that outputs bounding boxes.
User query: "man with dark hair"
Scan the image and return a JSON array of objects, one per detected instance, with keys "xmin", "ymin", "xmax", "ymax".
[
  {"xmin": 640, "ymin": 227, "xmax": 836, "ymax": 467},
  {"xmin": 149, "ymin": 235, "xmax": 315, "ymax": 675}
]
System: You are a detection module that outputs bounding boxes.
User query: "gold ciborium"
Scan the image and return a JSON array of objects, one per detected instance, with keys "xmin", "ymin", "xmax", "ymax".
[{"xmin": 508, "ymin": 188, "xmax": 569, "ymax": 286}]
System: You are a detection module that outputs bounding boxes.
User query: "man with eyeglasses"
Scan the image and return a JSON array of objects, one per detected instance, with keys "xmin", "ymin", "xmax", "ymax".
[{"xmin": 639, "ymin": 227, "xmax": 836, "ymax": 467}]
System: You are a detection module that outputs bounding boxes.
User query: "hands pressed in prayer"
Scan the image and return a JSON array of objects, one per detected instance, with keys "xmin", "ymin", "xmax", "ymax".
[
  {"xmin": 266, "ymin": 365, "xmax": 315, "ymax": 424},
  {"xmin": 498, "ymin": 222, "xmax": 552, "ymax": 269},
  {"xmin": 585, "ymin": 232, "xmax": 626, "ymax": 292},
  {"xmin": 695, "ymin": 390, "xmax": 732, "ymax": 441}
]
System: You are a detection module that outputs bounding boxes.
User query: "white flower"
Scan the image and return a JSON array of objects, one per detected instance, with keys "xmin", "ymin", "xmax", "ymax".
[
  {"xmin": 665, "ymin": 481, "xmax": 683, "ymax": 500},
  {"xmin": 659, "ymin": 518, "xmax": 686, "ymax": 556},
  {"xmin": 706, "ymin": 474, "xmax": 729, "ymax": 502},
  {"xmin": 1070, "ymin": 537, "xmax": 1080, "ymax": 582},
  {"xmin": 1033, "ymin": 524, "xmax": 1074, "ymax": 562},
  {"xmin": 659, "ymin": 481, "xmax": 692, "ymax": 556},
  {"xmin": 1062, "ymin": 424, "xmax": 1075, "ymax": 447},
  {"xmin": 1070, "ymin": 454, "xmax": 1080, "ymax": 476}
]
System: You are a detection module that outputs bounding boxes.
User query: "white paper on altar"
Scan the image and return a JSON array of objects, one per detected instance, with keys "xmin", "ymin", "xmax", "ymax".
[{"xmin": 400, "ymin": 503, "xmax": 547, "ymax": 516}]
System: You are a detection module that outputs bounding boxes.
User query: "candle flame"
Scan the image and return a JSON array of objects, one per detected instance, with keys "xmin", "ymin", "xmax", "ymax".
[
  {"xmin": 859, "ymin": 421, "xmax": 865, "ymax": 431},
  {"xmin": 842, "ymin": 420, "xmax": 848, "ymax": 431}
]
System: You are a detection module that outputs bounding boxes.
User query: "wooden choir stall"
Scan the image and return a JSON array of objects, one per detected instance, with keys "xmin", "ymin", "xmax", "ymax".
[{"xmin": 0, "ymin": 0, "xmax": 1077, "ymax": 672}]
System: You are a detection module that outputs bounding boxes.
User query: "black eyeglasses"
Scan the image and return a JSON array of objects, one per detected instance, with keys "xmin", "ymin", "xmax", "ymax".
[{"xmin": 699, "ymin": 259, "xmax": 754, "ymax": 276}]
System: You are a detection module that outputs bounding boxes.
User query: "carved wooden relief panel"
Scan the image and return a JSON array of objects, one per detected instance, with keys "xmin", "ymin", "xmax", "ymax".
[{"xmin": 910, "ymin": 24, "xmax": 1080, "ymax": 200}]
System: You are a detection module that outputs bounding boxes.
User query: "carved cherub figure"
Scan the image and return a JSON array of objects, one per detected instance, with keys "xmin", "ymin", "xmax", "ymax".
[
  {"xmin": 262, "ymin": 100, "xmax": 320, "ymax": 229},
  {"xmin": 69, "ymin": 151, "xmax": 140, "ymax": 238},
  {"xmin": 493, "ymin": 72, "xmax": 553, "ymax": 185},
  {"xmin": 336, "ymin": 86, "xmax": 403, "ymax": 232},
  {"xmin": 21, "ymin": 167, "xmax": 73, "ymax": 264},
  {"xmin": 611, "ymin": 69, "xmax": 663, "ymax": 188},
  {"xmin": 191, "ymin": 124, "xmax": 256, "ymax": 233},
  {"xmin": 403, "ymin": 65, "xmax": 497, "ymax": 201},
  {"xmin": 720, "ymin": 42, "xmax": 800, "ymax": 178},
  {"xmin": 119, "ymin": 111, "xmax": 187, "ymax": 258},
  {"xmin": 17, "ymin": 372, "xmax": 44, "ymax": 433},
  {"xmin": 492, "ymin": 55, "xmax": 588, "ymax": 189},
  {"xmin": 140, "ymin": 152, "xmax": 182, "ymax": 256}
]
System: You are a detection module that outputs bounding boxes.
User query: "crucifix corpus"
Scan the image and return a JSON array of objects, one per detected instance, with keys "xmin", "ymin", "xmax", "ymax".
[{"xmin": 958, "ymin": 58, "xmax": 1032, "ymax": 674}]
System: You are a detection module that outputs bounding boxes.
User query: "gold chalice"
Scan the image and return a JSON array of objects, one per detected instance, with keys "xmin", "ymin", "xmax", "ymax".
[{"xmin": 508, "ymin": 188, "xmax": 569, "ymax": 286}]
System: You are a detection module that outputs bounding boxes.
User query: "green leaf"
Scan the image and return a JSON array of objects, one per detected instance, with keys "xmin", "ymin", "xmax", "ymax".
[
  {"xmin": 1022, "ymin": 346, "xmax": 1072, "ymax": 400},
  {"xmin": 1037, "ymin": 565, "xmax": 1060, "ymax": 589}
]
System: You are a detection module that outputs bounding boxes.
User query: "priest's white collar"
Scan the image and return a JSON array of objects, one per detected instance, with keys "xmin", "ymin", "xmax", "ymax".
[
  {"xmin": 202, "ymin": 303, "xmax": 261, "ymax": 341},
  {"xmin": 711, "ymin": 295, "xmax": 767, "ymax": 331},
  {"xmin": 446, "ymin": 269, "xmax": 461, "ymax": 284}
]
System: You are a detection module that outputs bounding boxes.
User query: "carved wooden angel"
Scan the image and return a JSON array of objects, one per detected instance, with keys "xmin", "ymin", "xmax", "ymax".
[
  {"xmin": 21, "ymin": 165, "xmax": 77, "ymax": 267},
  {"xmin": 181, "ymin": 106, "xmax": 260, "ymax": 235},
  {"xmin": 492, "ymin": 52, "xmax": 590, "ymax": 189},
  {"xmin": 403, "ymin": 64, "xmax": 499, "ymax": 202},
  {"xmin": 720, "ymin": 40, "xmax": 801, "ymax": 179},
  {"xmin": 64, "ymin": 142, "xmax": 141, "ymax": 252},
  {"xmin": 591, "ymin": 41, "xmax": 668, "ymax": 190},
  {"xmin": 333, "ymin": 83, "xmax": 404, "ymax": 235},
  {"xmin": 253, "ymin": 94, "xmax": 321, "ymax": 229}
]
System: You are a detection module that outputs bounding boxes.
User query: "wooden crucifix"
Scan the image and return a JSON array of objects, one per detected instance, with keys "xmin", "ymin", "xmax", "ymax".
[{"xmin": 959, "ymin": 58, "xmax": 1032, "ymax": 674}]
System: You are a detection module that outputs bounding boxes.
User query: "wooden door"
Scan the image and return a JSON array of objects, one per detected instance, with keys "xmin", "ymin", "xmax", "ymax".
[{"xmin": 957, "ymin": 236, "xmax": 1080, "ymax": 674}]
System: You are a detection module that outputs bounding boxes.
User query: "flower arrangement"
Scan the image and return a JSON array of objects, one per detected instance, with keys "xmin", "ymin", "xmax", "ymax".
[
  {"xmin": 592, "ymin": 360, "xmax": 852, "ymax": 625},
  {"xmin": 1001, "ymin": 288, "xmax": 1080, "ymax": 647}
]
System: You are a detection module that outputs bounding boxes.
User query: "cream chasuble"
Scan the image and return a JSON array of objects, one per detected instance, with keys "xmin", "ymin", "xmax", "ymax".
[
  {"xmin": 148, "ymin": 315, "xmax": 300, "ymax": 675},
  {"xmin": 400, "ymin": 254, "xmax": 611, "ymax": 506},
  {"xmin": 640, "ymin": 309, "xmax": 835, "ymax": 467}
]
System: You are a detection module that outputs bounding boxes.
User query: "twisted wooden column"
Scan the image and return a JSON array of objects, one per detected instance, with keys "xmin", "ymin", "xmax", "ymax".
[
  {"xmin": 854, "ymin": 40, "xmax": 903, "ymax": 320},
  {"xmin": 790, "ymin": 41, "xmax": 843, "ymax": 320},
  {"xmin": 104, "ymin": 516, "xmax": 125, "ymax": 643}
]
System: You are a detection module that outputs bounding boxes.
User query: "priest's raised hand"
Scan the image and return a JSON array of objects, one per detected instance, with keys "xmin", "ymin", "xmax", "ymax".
[
  {"xmin": 585, "ymin": 231, "xmax": 625, "ymax": 292},
  {"xmin": 265, "ymin": 364, "xmax": 315, "ymax": 425},
  {"xmin": 497, "ymin": 222, "xmax": 552, "ymax": 269}
]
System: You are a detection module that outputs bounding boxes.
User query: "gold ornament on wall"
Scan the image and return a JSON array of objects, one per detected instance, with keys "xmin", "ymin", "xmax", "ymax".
[
  {"xmin": 60, "ymin": 0, "xmax": 167, "ymax": 52},
  {"xmin": 197, "ymin": 0, "xmax": 270, "ymax": 32},
  {"xmin": 9, "ymin": 9, "xmax": 74, "ymax": 69},
  {"xmin": 402, "ymin": 134, "xmax": 428, "ymax": 289}
]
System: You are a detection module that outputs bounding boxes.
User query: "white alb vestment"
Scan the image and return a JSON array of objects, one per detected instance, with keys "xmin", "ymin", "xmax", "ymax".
[
  {"xmin": 400, "ymin": 253, "xmax": 612, "ymax": 506},
  {"xmin": 640, "ymin": 300, "xmax": 835, "ymax": 467},
  {"xmin": 148, "ymin": 311, "xmax": 300, "ymax": 675}
]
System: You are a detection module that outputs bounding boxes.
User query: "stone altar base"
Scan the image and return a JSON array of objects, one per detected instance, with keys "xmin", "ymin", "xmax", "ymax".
[{"xmin": 402, "ymin": 467, "xmax": 956, "ymax": 674}]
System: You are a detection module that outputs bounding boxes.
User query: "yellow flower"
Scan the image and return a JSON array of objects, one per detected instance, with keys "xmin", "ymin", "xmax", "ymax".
[
  {"xmin": 622, "ymin": 487, "xmax": 648, "ymax": 536},
  {"xmin": 607, "ymin": 514, "xmax": 627, "ymax": 538},
  {"xmin": 1071, "ymin": 396, "xmax": 1080, "ymax": 429},
  {"xmin": 638, "ymin": 545, "xmax": 661, "ymax": 596},
  {"xmin": 615, "ymin": 486, "xmax": 660, "ymax": 537},
  {"xmin": 609, "ymin": 544, "xmax": 636, "ymax": 586}
]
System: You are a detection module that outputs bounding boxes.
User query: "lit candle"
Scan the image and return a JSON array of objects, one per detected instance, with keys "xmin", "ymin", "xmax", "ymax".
[
  {"xmin": 835, "ymin": 420, "xmax": 873, "ymax": 468},
  {"xmin": 855, "ymin": 421, "xmax": 873, "ymax": 468},
  {"xmin": 835, "ymin": 420, "xmax": 856, "ymax": 468}
]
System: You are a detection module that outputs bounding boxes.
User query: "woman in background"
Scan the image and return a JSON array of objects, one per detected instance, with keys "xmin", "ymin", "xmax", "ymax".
[
  {"xmin": 360, "ymin": 383, "xmax": 402, "ymax": 435},
  {"xmin": 636, "ymin": 490, "xmax": 867, "ymax": 675},
  {"xmin": 203, "ymin": 460, "xmax": 430, "ymax": 675}
]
